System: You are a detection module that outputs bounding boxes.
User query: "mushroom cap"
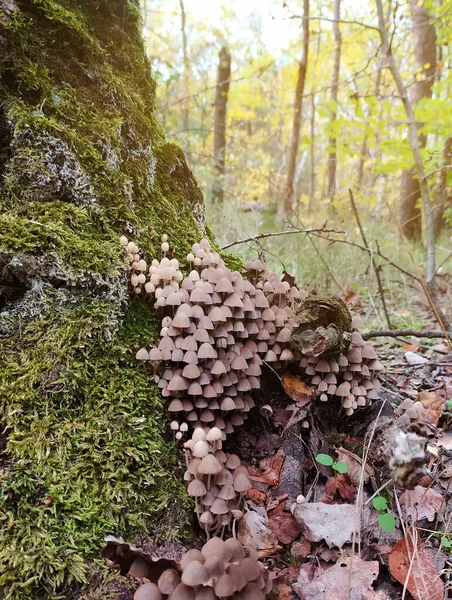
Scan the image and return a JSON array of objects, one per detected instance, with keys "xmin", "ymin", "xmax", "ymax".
[
  {"xmin": 136, "ymin": 347, "xmax": 149, "ymax": 361},
  {"xmin": 181, "ymin": 560, "xmax": 209, "ymax": 586},
  {"xmin": 201, "ymin": 537, "xmax": 230, "ymax": 562},
  {"xmin": 167, "ymin": 375, "xmax": 187, "ymax": 392},
  {"xmin": 238, "ymin": 582, "xmax": 265, "ymax": 600},
  {"xmin": 224, "ymin": 537, "xmax": 246, "ymax": 561},
  {"xmin": 218, "ymin": 483, "xmax": 236, "ymax": 501},
  {"xmin": 195, "ymin": 587, "xmax": 217, "ymax": 600},
  {"xmin": 198, "ymin": 454, "xmax": 223, "ymax": 475},
  {"xmin": 181, "ymin": 549, "xmax": 204, "ymax": 570},
  {"xmin": 206, "ymin": 426, "xmax": 223, "ymax": 442},
  {"xmin": 157, "ymin": 569, "xmax": 181, "ymax": 595},
  {"xmin": 183, "ymin": 364, "xmax": 201, "ymax": 379},
  {"xmin": 234, "ymin": 472, "xmax": 251, "ymax": 492},
  {"xmin": 134, "ymin": 583, "xmax": 162, "ymax": 600},
  {"xmin": 241, "ymin": 557, "xmax": 261, "ymax": 582},
  {"xmin": 211, "ymin": 497, "xmax": 229, "ymax": 514},
  {"xmin": 170, "ymin": 583, "xmax": 195, "ymax": 600},
  {"xmin": 187, "ymin": 478, "xmax": 207, "ymax": 497},
  {"xmin": 336, "ymin": 381, "xmax": 351, "ymax": 396},
  {"xmin": 226, "ymin": 564, "xmax": 247, "ymax": 591},
  {"xmin": 215, "ymin": 574, "xmax": 237, "ymax": 597},
  {"xmin": 198, "ymin": 342, "xmax": 217, "ymax": 359},
  {"xmin": 130, "ymin": 558, "xmax": 153, "ymax": 579},
  {"xmin": 204, "ymin": 555, "xmax": 225, "ymax": 578}
]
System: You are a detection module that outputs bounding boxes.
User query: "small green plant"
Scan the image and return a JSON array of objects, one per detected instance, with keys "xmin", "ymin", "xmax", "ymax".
[
  {"xmin": 372, "ymin": 496, "xmax": 396, "ymax": 533},
  {"xmin": 315, "ymin": 453, "xmax": 348, "ymax": 474},
  {"xmin": 441, "ymin": 537, "xmax": 452, "ymax": 550}
]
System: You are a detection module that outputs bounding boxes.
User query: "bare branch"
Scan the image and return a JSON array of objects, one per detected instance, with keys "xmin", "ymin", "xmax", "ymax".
[
  {"xmin": 363, "ymin": 329, "xmax": 452, "ymax": 340},
  {"xmin": 221, "ymin": 227, "xmax": 345, "ymax": 250}
]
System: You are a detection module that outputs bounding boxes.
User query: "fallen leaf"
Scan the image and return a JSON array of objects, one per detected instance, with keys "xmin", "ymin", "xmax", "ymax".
[
  {"xmin": 404, "ymin": 341, "xmax": 421, "ymax": 352},
  {"xmin": 278, "ymin": 583, "xmax": 297, "ymax": 600},
  {"xmin": 267, "ymin": 494, "xmax": 288, "ymax": 511},
  {"xmin": 247, "ymin": 489, "xmax": 267, "ymax": 504},
  {"xmin": 388, "ymin": 534, "xmax": 444, "ymax": 600},
  {"xmin": 273, "ymin": 408, "xmax": 293, "ymax": 427},
  {"xmin": 268, "ymin": 503, "xmax": 302, "ymax": 545},
  {"xmin": 343, "ymin": 288, "xmax": 364, "ymax": 310},
  {"xmin": 238, "ymin": 508, "xmax": 279, "ymax": 552},
  {"xmin": 325, "ymin": 474, "xmax": 357, "ymax": 501},
  {"xmin": 399, "ymin": 486, "xmax": 444, "ymax": 522},
  {"xmin": 293, "ymin": 555, "xmax": 387, "ymax": 600},
  {"xmin": 290, "ymin": 538, "xmax": 311, "ymax": 559},
  {"xmin": 248, "ymin": 448, "xmax": 285, "ymax": 486},
  {"xmin": 417, "ymin": 390, "xmax": 446, "ymax": 426},
  {"xmin": 405, "ymin": 351, "xmax": 429, "ymax": 365},
  {"xmin": 335, "ymin": 448, "xmax": 374, "ymax": 486},
  {"xmin": 292, "ymin": 502, "xmax": 358, "ymax": 548},
  {"xmin": 437, "ymin": 433, "xmax": 452, "ymax": 450},
  {"xmin": 281, "ymin": 373, "xmax": 313, "ymax": 407}
]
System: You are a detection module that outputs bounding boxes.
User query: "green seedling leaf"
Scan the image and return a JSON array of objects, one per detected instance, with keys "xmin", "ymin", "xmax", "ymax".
[
  {"xmin": 441, "ymin": 538, "xmax": 452, "ymax": 548},
  {"xmin": 316, "ymin": 453, "xmax": 334, "ymax": 466},
  {"xmin": 372, "ymin": 496, "xmax": 388, "ymax": 511},
  {"xmin": 332, "ymin": 461, "xmax": 348, "ymax": 473},
  {"xmin": 379, "ymin": 512, "xmax": 396, "ymax": 533}
]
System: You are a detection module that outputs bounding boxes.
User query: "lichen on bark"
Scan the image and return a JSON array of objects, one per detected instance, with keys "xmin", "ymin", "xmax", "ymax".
[{"xmin": 0, "ymin": 0, "xmax": 206, "ymax": 597}]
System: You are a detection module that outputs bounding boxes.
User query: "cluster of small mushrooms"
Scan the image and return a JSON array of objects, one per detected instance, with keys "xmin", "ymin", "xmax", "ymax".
[
  {"xmin": 299, "ymin": 316, "xmax": 385, "ymax": 416},
  {"xmin": 120, "ymin": 234, "xmax": 384, "ymax": 599},
  {"xmin": 133, "ymin": 538, "xmax": 270, "ymax": 600}
]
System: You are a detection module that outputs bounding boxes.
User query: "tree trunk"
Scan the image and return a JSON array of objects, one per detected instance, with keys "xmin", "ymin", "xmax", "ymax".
[
  {"xmin": 399, "ymin": 0, "xmax": 437, "ymax": 240},
  {"xmin": 284, "ymin": 0, "xmax": 309, "ymax": 216},
  {"xmin": 309, "ymin": 91, "xmax": 316, "ymax": 212},
  {"xmin": 0, "ymin": 1, "xmax": 205, "ymax": 597},
  {"xmin": 434, "ymin": 136, "xmax": 452, "ymax": 233},
  {"xmin": 326, "ymin": 0, "xmax": 342, "ymax": 206},
  {"xmin": 212, "ymin": 46, "xmax": 231, "ymax": 205},
  {"xmin": 179, "ymin": 0, "xmax": 190, "ymax": 134}
]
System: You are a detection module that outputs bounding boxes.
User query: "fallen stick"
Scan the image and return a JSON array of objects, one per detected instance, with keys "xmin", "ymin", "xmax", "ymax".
[{"xmin": 363, "ymin": 329, "xmax": 452, "ymax": 340}]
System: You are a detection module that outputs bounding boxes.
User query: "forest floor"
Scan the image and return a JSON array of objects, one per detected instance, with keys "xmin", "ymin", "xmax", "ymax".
[{"xmin": 88, "ymin": 288, "xmax": 452, "ymax": 600}]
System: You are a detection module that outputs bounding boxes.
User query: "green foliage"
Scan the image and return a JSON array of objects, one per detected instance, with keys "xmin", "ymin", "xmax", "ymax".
[
  {"xmin": 372, "ymin": 495, "xmax": 396, "ymax": 533},
  {"xmin": 315, "ymin": 453, "xmax": 348, "ymax": 474},
  {"xmin": 372, "ymin": 496, "xmax": 388, "ymax": 511}
]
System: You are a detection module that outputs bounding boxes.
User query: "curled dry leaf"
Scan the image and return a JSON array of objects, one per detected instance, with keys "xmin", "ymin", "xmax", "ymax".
[
  {"xmin": 281, "ymin": 373, "xmax": 313, "ymax": 407},
  {"xmin": 248, "ymin": 448, "xmax": 285, "ymax": 486},
  {"xmin": 293, "ymin": 555, "xmax": 387, "ymax": 600},
  {"xmin": 399, "ymin": 486, "xmax": 444, "ymax": 522},
  {"xmin": 417, "ymin": 390, "xmax": 446, "ymax": 426},
  {"xmin": 335, "ymin": 447, "xmax": 374, "ymax": 486},
  {"xmin": 388, "ymin": 534, "xmax": 444, "ymax": 600}
]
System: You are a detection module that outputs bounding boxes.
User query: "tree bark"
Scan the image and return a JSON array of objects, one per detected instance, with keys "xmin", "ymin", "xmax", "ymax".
[
  {"xmin": 399, "ymin": 0, "xmax": 437, "ymax": 240},
  {"xmin": 309, "ymin": 91, "xmax": 316, "ymax": 212},
  {"xmin": 326, "ymin": 0, "xmax": 342, "ymax": 206},
  {"xmin": 434, "ymin": 136, "xmax": 452, "ymax": 233},
  {"xmin": 179, "ymin": 0, "xmax": 190, "ymax": 134},
  {"xmin": 0, "ymin": 1, "xmax": 205, "ymax": 596},
  {"xmin": 284, "ymin": 0, "xmax": 309, "ymax": 216},
  {"xmin": 212, "ymin": 46, "xmax": 231, "ymax": 205}
]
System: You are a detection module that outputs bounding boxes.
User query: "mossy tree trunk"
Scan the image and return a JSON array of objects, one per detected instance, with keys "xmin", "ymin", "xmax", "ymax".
[{"xmin": 0, "ymin": 1, "xmax": 208, "ymax": 597}]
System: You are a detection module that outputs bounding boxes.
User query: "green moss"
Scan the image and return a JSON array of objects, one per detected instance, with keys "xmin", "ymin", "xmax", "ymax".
[{"xmin": 0, "ymin": 0, "xmax": 206, "ymax": 597}]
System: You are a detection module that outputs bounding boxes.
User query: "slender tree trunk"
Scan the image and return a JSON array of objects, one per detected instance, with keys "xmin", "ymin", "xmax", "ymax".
[
  {"xmin": 212, "ymin": 46, "xmax": 231, "ymax": 205},
  {"xmin": 327, "ymin": 0, "xmax": 341, "ymax": 206},
  {"xmin": 399, "ymin": 0, "xmax": 437, "ymax": 240},
  {"xmin": 284, "ymin": 0, "xmax": 309, "ymax": 216},
  {"xmin": 179, "ymin": 0, "xmax": 189, "ymax": 134},
  {"xmin": 309, "ymin": 91, "xmax": 316, "ymax": 212},
  {"xmin": 434, "ymin": 136, "xmax": 452, "ymax": 233},
  {"xmin": 376, "ymin": 0, "xmax": 447, "ymax": 331},
  {"xmin": 358, "ymin": 60, "xmax": 382, "ymax": 191}
]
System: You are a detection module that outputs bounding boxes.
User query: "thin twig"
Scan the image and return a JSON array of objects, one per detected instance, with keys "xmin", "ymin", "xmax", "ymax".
[
  {"xmin": 349, "ymin": 189, "xmax": 393, "ymax": 329},
  {"xmin": 221, "ymin": 227, "xmax": 344, "ymax": 250},
  {"xmin": 363, "ymin": 329, "xmax": 452, "ymax": 340}
]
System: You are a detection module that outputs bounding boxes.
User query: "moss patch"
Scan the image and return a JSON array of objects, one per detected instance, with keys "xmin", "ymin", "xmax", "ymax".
[{"xmin": 0, "ymin": 0, "xmax": 206, "ymax": 597}]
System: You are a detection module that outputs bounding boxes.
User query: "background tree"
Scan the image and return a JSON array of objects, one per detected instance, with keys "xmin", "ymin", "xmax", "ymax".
[
  {"xmin": 212, "ymin": 46, "xmax": 231, "ymax": 205},
  {"xmin": 284, "ymin": 0, "xmax": 309, "ymax": 216},
  {"xmin": 399, "ymin": 0, "xmax": 437, "ymax": 240},
  {"xmin": 326, "ymin": 0, "xmax": 342, "ymax": 206}
]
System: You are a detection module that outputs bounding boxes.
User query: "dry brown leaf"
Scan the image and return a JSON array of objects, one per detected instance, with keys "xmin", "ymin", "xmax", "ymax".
[
  {"xmin": 437, "ymin": 433, "xmax": 452, "ymax": 450},
  {"xmin": 388, "ymin": 534, "xmax": 444, "ymax": 600},
  {"xmin": 325, "ymin": 474, "xmax": 357, "ymax": 500},
  {"xmin": 248, "ymin": 448, "xmax": 285, "ymax": 486},
  {"xmin": 335, "ymin": 447, "xmax": 374, "ymax": 486},
  {"xmin": 417, "ymin": 390, "xmax": 446, "ymax": 426},
  {"xmin": 238, "ymin": 508, "xmax": 279, "ymax": 552},
  {"xmin": 291, "ymin": 538, "xmax": 311, "ymax": 559},
  {"xmin": 247, "ymin": 488, "xmax": 267, "ymax": 504},
  {"xmin": 292, "ymin": 502, "xmax": 357, "ymax": 549},
  {"xmin": 281, "ymin": 373, "xmax": 313, "ymax": 407},
  {"xmin": 293, "ymin": 555, "xmax": 387, "ymax": 600},
  {"xmin": 399, "ymin": 486, "xmax": 444, "ymax": 522},
  {"xmin": 403, "ymin": 341, "xmax": 421, "ymax": 352},
  {"xmin": 268, "ymin": 502, "xmax": 302, "ymax": 545},
  {"xmin": 277, "ymin": 583, "xmax": 297, "ymax": 600}
]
